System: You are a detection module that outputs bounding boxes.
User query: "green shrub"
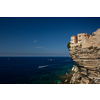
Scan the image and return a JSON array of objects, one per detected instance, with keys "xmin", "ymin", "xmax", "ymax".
[
  {"xmin": 67, "ymin": 42, "xmax": 71, "ymax": 49},
  {"xmin": 88, "ymin": 46, "xmax": 93, "ymax": 50}
]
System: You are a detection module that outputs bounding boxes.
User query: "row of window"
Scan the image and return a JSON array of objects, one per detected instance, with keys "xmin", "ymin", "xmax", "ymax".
[{"xmin": 79, "ymin": 35, "xmax": 87, "ymax": 37}]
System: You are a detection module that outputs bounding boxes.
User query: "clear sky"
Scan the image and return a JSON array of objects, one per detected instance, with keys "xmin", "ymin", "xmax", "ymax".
[{"xmin": 0, "ymin": 17, "xmax": 100, "ymax": 57}]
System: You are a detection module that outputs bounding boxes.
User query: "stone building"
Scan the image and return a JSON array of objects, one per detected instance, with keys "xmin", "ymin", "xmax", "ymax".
[
  {"xmin": 70, "ymin": 36, "xmax": 77, "ymax": 44},
  {"xmin": 70, "ymin": 28, "xmax": 100, "ymax": 48},
  {"xmin": 77, "ymin": 33, "xmax": 89, "ymax": 43}
]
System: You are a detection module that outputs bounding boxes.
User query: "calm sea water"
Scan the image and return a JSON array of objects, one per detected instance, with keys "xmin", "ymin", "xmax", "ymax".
[{"xmin": 0, "ymin": 57, "xmax": 75, "ymax": 84}]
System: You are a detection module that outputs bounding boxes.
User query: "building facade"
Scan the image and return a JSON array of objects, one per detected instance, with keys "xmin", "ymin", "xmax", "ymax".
[
  {"xmin": 77, "ymin": 33, "xmax": 89, "ymax": 43},
  {"xmin": 70, "ymin": 28, "xmax": 100, "ymax": 48},
  {"xmin": 70, "ymin": 36, "xmax": 77, "ymax": 44}
]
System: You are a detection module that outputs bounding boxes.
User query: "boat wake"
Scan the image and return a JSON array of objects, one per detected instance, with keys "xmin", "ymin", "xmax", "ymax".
[{"xmin": 38, "ymin": 65, "xmax": 49, "ymax": 68}]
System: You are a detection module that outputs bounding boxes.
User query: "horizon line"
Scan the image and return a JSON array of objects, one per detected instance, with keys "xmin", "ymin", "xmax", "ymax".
[{"xmin": 0, "ymin": 55, "xmax": 69, "ymax": 57}]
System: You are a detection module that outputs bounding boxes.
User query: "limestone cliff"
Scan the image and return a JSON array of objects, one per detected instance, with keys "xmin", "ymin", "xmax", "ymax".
[
  {"xmin": 69, "ymin": 45, "xmax": 100, "ymax": 84},
  {"xmin": 68, "ymin": 29, "xmax": 100, "ymax": 84}
]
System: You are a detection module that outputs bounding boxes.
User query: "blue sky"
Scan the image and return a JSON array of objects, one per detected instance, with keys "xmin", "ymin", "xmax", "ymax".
[{"xmin": 0, "ymin": 17, "xmax": 100, "ymax": 57}]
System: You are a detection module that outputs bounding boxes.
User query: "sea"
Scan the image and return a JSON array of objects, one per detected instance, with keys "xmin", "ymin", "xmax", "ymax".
[{"xmin": 0, "ymin": 57, "xmax": 75, "ymax": 84}]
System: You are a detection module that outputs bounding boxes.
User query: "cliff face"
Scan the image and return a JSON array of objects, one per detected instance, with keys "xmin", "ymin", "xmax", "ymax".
[
  {"xmin": 65, "ymin": 28, "xmax": 100, "ymax": 84},
  {"xmin": 69, "ymin": 45, "xmax": 100, "ymax": 84}
]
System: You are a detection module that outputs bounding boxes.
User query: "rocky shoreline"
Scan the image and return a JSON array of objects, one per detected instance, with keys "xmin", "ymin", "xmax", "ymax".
[{"xmin": 57, "ymin": 64, "xmax": 100, "ymax": 84}]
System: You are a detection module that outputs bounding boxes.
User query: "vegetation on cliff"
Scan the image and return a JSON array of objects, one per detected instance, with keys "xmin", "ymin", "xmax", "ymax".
[
  {"xmin": 88, "ymin": 46, "xmax": 93, "ymax": 50},
  {"xmin": 67, "ymin": 42, "xmax": 71, "ymax": 49}
]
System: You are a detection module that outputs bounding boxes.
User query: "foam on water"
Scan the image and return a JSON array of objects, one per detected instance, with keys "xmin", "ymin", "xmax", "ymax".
[{"xmin": 38, "ymin": 65, "xmax": 49, "ymax": 68}]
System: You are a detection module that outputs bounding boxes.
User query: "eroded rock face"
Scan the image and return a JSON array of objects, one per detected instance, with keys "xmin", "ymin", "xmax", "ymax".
[
  {"xmin": 69, "ymin": 45, "xmax": 100, "ymax": 69},
  {"xmin": 94, "ymin": 75, "xmax": 100, "ymax": 84},
  {"xmin": 72, "ymin": 65, "xmax": 79, "ymax": 73},
  {"xmin": 69, "ymin": 45, "xmax": 100, "ymax": 84},
  {"xmin": 70, "ymin": 65, "xmax": 81, "ymax": 84}
]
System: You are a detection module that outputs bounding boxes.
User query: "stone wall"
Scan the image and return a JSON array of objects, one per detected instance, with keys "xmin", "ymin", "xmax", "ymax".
[
  {"xmin": 82, "ymin": 28, "xmax": 100, "ymax": 48},
  {"xmin": 82, "ymin": 36, "xmax": 91, "ymax": 48}
]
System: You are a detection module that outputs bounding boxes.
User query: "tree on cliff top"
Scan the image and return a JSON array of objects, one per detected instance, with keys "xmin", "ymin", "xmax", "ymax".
[{"xmin": 67, "ymin": 42, "xmax": 71, "ymax": 49}]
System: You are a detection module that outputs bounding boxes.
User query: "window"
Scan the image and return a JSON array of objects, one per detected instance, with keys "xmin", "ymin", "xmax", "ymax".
[
  {"xmin": 78, "ymin": 40, "xmax": 81, "ymax": 43},
  {"xmin": 79, "ymin": 35, "xmax": 81, "ymax": 37}
]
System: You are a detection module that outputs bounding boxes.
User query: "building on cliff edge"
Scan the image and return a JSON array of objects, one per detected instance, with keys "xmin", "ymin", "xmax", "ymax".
[{"xmin": 70, "ymin": 28, "xmax": 100, "ymax": 48}]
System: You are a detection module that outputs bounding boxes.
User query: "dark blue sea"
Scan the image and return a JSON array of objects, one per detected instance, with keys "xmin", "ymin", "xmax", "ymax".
[{"xmin": 0, "ymin": 57, "xmax": 75, "ymax": 84}]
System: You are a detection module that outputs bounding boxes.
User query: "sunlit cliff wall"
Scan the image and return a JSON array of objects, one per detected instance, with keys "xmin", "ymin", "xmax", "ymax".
[{"xmin": 69, "ymin": 28, "xmax": 100, "ymax": 84}]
